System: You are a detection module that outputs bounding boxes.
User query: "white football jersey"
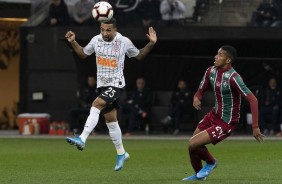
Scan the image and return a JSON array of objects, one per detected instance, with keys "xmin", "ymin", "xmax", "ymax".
[{"xmin": 83, "ymin": 32, "xmax": 140, "ymax": 88}]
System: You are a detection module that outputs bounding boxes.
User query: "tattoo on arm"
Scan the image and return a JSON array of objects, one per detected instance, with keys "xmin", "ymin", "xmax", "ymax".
[{"xmin": 136, "ymin": 42, "xmax": 155, "ymax": 61}]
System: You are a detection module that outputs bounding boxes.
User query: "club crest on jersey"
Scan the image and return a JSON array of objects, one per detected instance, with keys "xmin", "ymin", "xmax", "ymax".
[
  {"xmin": 216, "ymin": 81, "xmax": 221, "ymax": 87},
  {"xmin": 224, "ymin": 73, "xmax": 230, "ymax": 78},
  {"xmin": 112, "ymin": 42, "xmax": 121, "ymax": 52}
]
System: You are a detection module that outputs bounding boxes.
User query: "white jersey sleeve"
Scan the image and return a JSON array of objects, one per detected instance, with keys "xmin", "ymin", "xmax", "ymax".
[
  {"xmin": 124, "ymin": 37, "xmax": 140, "ymax": 58},
  {"xmin": 83, "ymin": 37, "xmax": 97, "ymax": 55}
]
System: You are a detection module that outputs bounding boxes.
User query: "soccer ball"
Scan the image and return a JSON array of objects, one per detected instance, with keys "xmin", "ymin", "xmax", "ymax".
[{"xmin": 92, "ymin": 1, "xmax": 114, "ymax": 23}]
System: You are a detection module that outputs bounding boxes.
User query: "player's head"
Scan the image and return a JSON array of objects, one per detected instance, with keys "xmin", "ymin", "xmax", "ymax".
[
  {"xmin": 220, "ymin": 45, "xmax": 237, "ymax": 63},
  {"xmin": 100, "ymin": 17, "xmax": 117, "ymax": 42},
  {"xmin": 102, "ymin": 17, "xmax": 117, "ymax": 28},
  {"xmin": 214, "ymin": 45, "xmax": 237, "ymax": 68}
]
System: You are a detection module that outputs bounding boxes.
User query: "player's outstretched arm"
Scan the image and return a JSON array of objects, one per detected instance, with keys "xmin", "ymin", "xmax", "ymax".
[
  {"xmin": 135, "ymin": 27, "xmax": 157, "ymax": 61},
  {"xmin": 65, "ymin": 31, "xmax": 88, "ymax": 59},
  {"xmin": 245, "ymin": 92, "xmax": 264, "ymax": 142}
]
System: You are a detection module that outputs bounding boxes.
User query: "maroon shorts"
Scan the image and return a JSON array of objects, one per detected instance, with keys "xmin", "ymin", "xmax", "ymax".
[{"xmin": 197, "ymin": 110, "xmax": 238, "ymax": 145}]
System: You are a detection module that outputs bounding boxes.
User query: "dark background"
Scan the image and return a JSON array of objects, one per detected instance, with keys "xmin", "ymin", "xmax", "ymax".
[{"xmin": 19, "ymin": 26, "xmax": 282, "ymax": 121}]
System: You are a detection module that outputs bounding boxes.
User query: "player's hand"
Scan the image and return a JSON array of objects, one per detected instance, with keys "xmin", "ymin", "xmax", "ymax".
[
  {"xmin": 193, "ymin": 97, "xmax": 201, "ymax": 110},
  {"xmin": 65, "ymin": 31, "xmax": 76, "ymax": 43},
  {"xmin": 253, "ymin": 127, "xmax": 264, "ymax": 143},
  {"xmin": 146, "ymin": 27, "xmax": 157, "ymax": 44}
]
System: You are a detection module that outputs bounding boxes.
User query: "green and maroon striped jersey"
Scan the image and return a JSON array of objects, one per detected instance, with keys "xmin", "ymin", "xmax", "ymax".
[{"xmin": 197, "ymin": 66, "xmax": 252, "ymax": 123}]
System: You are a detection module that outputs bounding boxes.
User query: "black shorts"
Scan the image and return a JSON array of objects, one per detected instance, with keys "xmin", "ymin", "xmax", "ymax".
[{"xmin": 97, "ymin": 86, "xmax": 124, "ymax": 114}]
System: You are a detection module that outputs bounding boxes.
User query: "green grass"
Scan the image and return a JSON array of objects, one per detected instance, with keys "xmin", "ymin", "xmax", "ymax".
[{"xmin": 0, "ymin": 138, "xmax": 281, "ymax": 184}]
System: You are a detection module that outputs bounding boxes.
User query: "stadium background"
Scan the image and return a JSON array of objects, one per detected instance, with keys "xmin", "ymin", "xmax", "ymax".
[
  {"xmin": 1, "ymin": 2, "xmax": 282, "ymax": 184},
  {"xmin": 0, "ymin": 0, "xmax": 282, "ymax": 132}
]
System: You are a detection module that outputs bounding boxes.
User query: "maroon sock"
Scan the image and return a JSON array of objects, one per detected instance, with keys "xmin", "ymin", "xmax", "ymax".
[
  {"xmin": 189, "ymin": 147, "xmax": 203, "ymax": 173},
  {"xmin": 196, "ymin": 146, "xmax": 216, "ymax": 164}
]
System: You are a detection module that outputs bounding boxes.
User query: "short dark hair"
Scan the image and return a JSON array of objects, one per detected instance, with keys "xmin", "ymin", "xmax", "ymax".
[
  {"xmin": 221, "ymin": 45, "xmax": 237, "ymax": 62},
  {"xmin": 102, "ymin": 17, "xmax": 117, "ymax": 28}
]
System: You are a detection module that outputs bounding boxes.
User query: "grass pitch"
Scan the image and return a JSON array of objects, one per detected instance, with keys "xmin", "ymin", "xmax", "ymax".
[{"xmin": 0, "ymin": 137, "xmax": 281, "ymax": 184}]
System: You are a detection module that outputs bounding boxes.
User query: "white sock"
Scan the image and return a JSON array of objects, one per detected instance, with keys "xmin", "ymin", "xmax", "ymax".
[
  {"xmin": 79, "ymin": 107, "xmax": 100, "ymax": 143},
  {"xmin": 107, "ymin": 121, "xmax": 125, "ymax": 155}
]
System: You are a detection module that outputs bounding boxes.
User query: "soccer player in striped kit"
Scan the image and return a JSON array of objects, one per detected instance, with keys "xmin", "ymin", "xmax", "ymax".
[
  {"xmin": 65, "ymin": 17, "xmax": 157, "ymax": 171},
  {"xmin": 182, "ymin": 45, "xmax": 265, "ymax": 181}
]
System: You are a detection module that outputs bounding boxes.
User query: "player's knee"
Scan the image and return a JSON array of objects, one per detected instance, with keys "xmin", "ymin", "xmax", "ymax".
[
  {"xmin": 188, "ymin": 139, "xmax": 197, "ymax": 151},
  {"xmin": 104, "ymin": 118, "xmax": 117, "ymax": 123},
  {"xmin": 92, "ymin": 99, "xmax": 106, "ymax": 110}
]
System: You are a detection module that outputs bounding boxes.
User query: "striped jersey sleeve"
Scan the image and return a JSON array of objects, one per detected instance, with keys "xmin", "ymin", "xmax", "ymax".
[
  {"xmin": 124, "ymin": 37, "xmax": 140, "ymax": 58},
  {"xmin": 83, "ymin": 37, "xmax": 96, "ymax": 55},
  {"xmin": 231, "ymin": 73, "xmax": 259, "ymax": 128},
  {"xmin": 230, "ymin": 74, "xmax": 251, "ymax": 97},
  {"xmin": 194, "ymin": 66, "xmax": 213, "ymax": 100}
]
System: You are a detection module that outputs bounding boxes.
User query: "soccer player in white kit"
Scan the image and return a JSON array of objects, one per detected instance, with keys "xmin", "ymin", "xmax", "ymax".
[{"xmin": 65, "ymin": 17, "xmax": 157, "ymax": 171}]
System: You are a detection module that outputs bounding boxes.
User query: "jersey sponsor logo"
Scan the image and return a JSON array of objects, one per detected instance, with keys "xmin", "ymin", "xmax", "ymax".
[
  {"xmin": 97, "ymin": 56, "xmax": 117, "ymax": 68},
  {"xmin": 98, "ymin": 53, "xmax": 116, "ymax": 58},
  {"xmin": 100, "ymin": 76, "xmax": 113, "ymax": 84}
]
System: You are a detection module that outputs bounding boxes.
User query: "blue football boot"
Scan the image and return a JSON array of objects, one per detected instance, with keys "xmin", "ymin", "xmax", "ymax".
[
  {"xmin": 182, "ymin": 174, "xmax": 206, "ymax": 181},
  {"xmin": 66, "ymin": 136, "xmax": 85, "ymax": 151},
  {"xmin": 196, "ymin": 160, "xmax": 217, "ymax": 178},
  {"xmin": 114, "ymin": 152, "xmax": 130, "ymax": 171}
]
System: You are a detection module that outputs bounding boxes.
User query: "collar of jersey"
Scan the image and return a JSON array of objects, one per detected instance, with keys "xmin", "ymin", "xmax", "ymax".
[
  {"xmin": 100, "ymin": 32, "xmax": 120, "ymax": 45},
  {"xmin": 217, "ymin": 65, "xmax": 232, "ymax": 72}
]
